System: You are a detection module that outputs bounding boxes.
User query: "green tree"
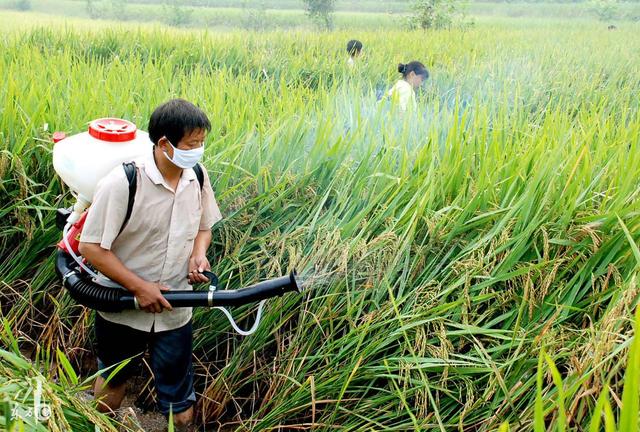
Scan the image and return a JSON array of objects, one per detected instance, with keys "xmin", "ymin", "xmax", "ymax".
[
  {"xmin": 408, "ymin": 0, "xmax": 467, "ymax": 30},
  {"xmin": 242, "ymin": 0, "xmax": 268, "ymax": 31},
  {"xmin": 86, "ymin": 0, "xmax": 100, "ymax": 19},
  {"xmin": 163, "ymin": 0, "xmax": 194, "ymax": 27},
  {"xmin": 589, "ymin": 0, "xmax": 620, "ymax": 21},
  {"xmin": 302, "ymin": 0, "xmax": 335, "ymax": 30},
  {"xmin": 15, "ymin": 0, "xmax": 31, "ymax": 11},
  {"xmin": 109, "ymin": 0, "xmax": 128, "ymax": 21}
]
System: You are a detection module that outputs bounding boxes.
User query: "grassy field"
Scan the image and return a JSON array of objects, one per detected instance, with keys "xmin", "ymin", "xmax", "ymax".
[
  {"xmin": 1, "ymin": 0, "xmax": 639, "ymax": 29},
  {"xmin": 1, "ymin": 8, "xmax": 640, "ymax": 432}
]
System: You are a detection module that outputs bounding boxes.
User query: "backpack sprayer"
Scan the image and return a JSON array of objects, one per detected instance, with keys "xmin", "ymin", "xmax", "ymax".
[{"xmin": 53, "ymin": 118, "xmax": 300, "ymax": 335}]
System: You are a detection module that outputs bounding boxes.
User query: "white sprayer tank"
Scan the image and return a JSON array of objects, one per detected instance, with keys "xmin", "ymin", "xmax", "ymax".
[{"xmin": 53, "ymin": 118, "xmax": 153, "ymax": 223}]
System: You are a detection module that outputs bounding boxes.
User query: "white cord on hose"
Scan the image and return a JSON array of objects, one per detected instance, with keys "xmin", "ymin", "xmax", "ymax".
[
  {"xmin": 65, "ymin": 221, "xmax": 265, "ymax": 336},
  {"xmin": 212, "ymin": 300, "xmax": 266, "ymax": 336},
  {"xmin": 63, "ymin": 222, "xmax": 100, "ymax": 280}
]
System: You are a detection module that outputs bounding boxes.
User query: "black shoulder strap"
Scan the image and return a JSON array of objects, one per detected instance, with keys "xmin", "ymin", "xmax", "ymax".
[
  {"xmin": 193, "ymin": 163, "xmax": 204, "ymax": 191},
  {"xmin": 119, "ymin": 162, "xmax": 137, "ymax": 235},
  {"xmin": 118, "ymin": 162, "xmax": 202, "ymax": 235}
]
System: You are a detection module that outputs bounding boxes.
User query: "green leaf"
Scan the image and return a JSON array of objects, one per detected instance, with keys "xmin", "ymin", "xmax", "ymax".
[
  {"xmin": 544, "ymin": 353, "xmax": 566, "ymax": 432},
  {"xmin": 603, "ymin": 396, "xmax": 616, "ymax": 432},
  {"xmin": 0, "ymin": 349, "xmax": 31, "ymax": 371},
  {"xmin": 617, "ymin": 215, "xmax": 640, "ymax": 268},
  {"xmin": 535, "ymin": 349, "xmax": 545, "ymax": 432},
  {"xmin": 56, "ymin": 348, "xmax": 79, "ymax": 386},
  {"xmin": 619, "ymin": 305, "xmax": 640, "ymax": 431}
]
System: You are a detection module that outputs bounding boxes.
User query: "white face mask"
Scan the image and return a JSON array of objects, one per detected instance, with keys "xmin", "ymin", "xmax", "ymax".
[{"xmin": 163, "ymin": 138, "xmax": 204, "ymax": 169}]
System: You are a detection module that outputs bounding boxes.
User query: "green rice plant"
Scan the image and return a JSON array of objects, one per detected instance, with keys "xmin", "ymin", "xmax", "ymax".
[
  {"xmin": 0, "ymin": 13, "xmax": 638, "ymax": 431},
  {"xmin": 0, "ymin": 319, "xmax": 119, "ymax": 431},
  {"xmin": 527, "ymin": 286, "xmax": 640, "ymax": 431}
]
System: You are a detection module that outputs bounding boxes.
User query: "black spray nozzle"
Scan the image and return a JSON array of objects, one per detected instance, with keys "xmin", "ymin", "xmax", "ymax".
[{"xmin": 56, "ymin": 250, "xmax": 300, "ymax": 312}]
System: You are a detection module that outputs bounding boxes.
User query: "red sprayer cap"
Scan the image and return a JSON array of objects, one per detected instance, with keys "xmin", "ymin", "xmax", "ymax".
[
  {"xmin": 88, "ymin": 118, "xmax": 137, "ymax": 142},
  {"xmin": 52, "ymin": 132, "xmax": 66, "ymax": 143}
]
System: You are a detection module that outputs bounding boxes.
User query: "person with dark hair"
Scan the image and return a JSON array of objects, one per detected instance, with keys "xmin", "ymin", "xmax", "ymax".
[
  {"xmin": 346, "ymin": 39, "xmax": 363, "ymax": 68},
  {"xmin": 388, "ymin": 61, "xmax": 429, "ymax": 111},
  {"xmin": 78, "ymin": 98, "xmax": 222, "ymax": 431}
]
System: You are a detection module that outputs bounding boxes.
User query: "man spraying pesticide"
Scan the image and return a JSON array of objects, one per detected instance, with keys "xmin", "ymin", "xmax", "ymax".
[{"xmin": 53, "ymin": 99, "xmax": 300, "ymax": 430}]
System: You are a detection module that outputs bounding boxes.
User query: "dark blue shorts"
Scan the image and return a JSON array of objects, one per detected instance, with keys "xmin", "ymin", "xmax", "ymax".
[{"xmin": 94, "ymin": 313, "xmax": 196, "ymax": 415}]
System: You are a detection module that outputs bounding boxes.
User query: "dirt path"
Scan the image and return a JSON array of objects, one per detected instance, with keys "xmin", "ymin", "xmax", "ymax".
[{"xmin": 119, "ymin": 393, "xmax": 167, "ymax": 432}]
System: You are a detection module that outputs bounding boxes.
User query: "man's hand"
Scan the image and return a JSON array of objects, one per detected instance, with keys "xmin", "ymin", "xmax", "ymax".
[
  {"xmin": 79, "ymin": 242, "xmax": 173, "ymax": 314},
  {"xmin": 188, "ymin": 255, "xmax": 211, "ymax": 284},
  {"xmin": 131, "ymin": 280, "xmax": 172, "ymax": 313}
]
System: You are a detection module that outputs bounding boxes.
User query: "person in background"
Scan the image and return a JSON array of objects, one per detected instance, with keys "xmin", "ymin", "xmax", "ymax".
[
  {"xmin": 346, "ymin": 39, "xmax": 363, "ymax": 68},
  {"xmin": 388, "ymin": 61, "xmax": 429, "ymax": 111}
]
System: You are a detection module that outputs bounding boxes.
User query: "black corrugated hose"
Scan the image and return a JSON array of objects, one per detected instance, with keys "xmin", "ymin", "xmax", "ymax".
[{"xmin": 55, "ymin": 250, "xmax": 299, "ymax": 312}]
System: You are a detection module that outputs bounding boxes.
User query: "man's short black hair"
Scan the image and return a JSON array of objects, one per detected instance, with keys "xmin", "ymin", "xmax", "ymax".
[
  {"xmin": 148, "ymin": 99, "xmax": 211, "ymax": 146},
  {"xmin": 346, "ymin": 39, "xmax": 363, "ymax": 57}
]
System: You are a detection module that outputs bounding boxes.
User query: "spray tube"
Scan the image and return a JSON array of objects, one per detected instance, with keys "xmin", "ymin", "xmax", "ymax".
[{"xmin": 55, "ymin": 250, "xmax": 300, "ymax": 335}]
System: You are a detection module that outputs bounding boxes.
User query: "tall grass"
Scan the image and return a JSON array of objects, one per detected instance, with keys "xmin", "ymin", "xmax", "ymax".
[
  {"xmin": 2, "ymin": 1, "xmax": 640, "ymax": 28},
  {"xmin": 0, "ymin": 17, "xmax": 639, "ymax": 430},
  {"xmin": 0, "ymin": 319, "xmax": 122, "ymax": 431}
]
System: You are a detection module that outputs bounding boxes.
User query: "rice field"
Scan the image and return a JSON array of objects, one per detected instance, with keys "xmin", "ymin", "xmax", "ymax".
[
  {"xmin": 2, "ymin": 0, "xmax": 640, "ymax": 29},
  {"xmin": 1, "ymin": 9, "xmax": 640, "ymax": 431}
]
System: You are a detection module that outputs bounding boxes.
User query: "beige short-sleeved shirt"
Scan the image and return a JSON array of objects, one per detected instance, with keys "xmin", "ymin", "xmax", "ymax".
[{"xmin": 80, "ymin": 151, "xmax": 222, "ymax": 332}]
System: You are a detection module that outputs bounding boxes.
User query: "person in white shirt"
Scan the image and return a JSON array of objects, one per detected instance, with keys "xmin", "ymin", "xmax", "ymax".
[
  {"xmin": 80, "ymin": 99, "xmax": 222, "ymax": 432},
  {"xmin": 346, "ymin": 39, "xmax": 363, "ymax": 68},
  {"xmin": 388, "ymin": 61, "xmax": 429, "ymax": 111}
]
